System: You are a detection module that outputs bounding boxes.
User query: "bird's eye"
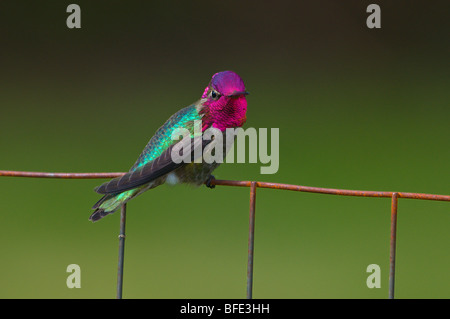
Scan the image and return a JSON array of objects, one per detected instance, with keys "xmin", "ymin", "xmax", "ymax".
[{"xmin": 210, "ymin": 90, "xmax": 220, "ymax": 99}]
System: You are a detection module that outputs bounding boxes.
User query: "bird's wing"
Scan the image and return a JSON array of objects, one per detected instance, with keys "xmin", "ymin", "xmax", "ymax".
[
  {"xmin": 95, "ymin": 137, "xmax": 209, "ymax": 194},
  {"xmin": 130, "ymin": 104, "xmax": 201, "ymax": 171}
]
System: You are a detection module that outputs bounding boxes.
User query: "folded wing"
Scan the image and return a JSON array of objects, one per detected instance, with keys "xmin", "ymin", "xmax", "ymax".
[{"xmin": 95, "ymin": 137, "xmax": 209, "ymax": 194}]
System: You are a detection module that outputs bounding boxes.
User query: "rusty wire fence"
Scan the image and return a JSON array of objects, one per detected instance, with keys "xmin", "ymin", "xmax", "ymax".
[{"xmin": 1, "ymin": 169, "xmax": 449, "ymax": 299}]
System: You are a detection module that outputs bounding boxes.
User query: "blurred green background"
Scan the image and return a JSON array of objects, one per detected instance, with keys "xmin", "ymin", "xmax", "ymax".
[{"xmin": 0, "ymin": 1, "xmax": 449, "ymax": 298}]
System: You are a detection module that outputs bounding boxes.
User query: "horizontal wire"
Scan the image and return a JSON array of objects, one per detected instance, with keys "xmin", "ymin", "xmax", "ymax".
[
  {"xmin": 211, "ymin": 179, "xmax": 450, "ymax": 202},
  {"xmin": 0, "ymin": 170, "xmax": 449, "ymax": 202},
  {"xmin": 0, "ymin": 170, "xmax": 124, "ymax": 179}
]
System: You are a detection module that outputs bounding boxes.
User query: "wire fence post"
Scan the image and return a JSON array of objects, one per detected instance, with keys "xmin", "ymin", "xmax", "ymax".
[
  {"xmin": 247, "ymin": 181, "xmax": 257, "ymax": 299},
  {"xmin": 389, "ymin": 193, "xmax": 398, "ymax": 299},
  {"xmin": 116, "ymin": 203, "xmax": 127, "ymax": 299}
]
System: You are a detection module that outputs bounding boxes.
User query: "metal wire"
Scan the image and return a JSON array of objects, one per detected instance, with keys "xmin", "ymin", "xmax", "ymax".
[
  {"xmin": 389, "ymin": 193, "xmax": 398, "ymax": 299},
  {"xmin": 117, "ymin": 203, "xmax": 127, "ymax": 299},
  {"xmin": 1, "ymin": 170, "xmax": 449, "ymax": 298},
  {"xmin": 0, "ymin": 170, "xmax": 124, "ymax": 179},
  {"xmin": 247, "ymin": 182, "xmax": 257, "ymax": 299}
]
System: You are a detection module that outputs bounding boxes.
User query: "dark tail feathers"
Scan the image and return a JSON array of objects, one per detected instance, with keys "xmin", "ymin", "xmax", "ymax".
[
  {"xmin": 89, "ymin": 208, "xmax": 114, "ymax": 222},
  {"xmin": 89, "ymin": 194, "xmax": 117, "ymax": 222}
]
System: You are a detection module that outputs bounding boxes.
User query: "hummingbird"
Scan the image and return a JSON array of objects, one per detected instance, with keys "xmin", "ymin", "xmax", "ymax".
[{"xmin": 89, "ymin": 71, "xmax": 249, "ymax": 222}]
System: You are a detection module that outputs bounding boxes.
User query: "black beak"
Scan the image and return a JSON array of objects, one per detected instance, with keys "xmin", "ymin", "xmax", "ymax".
[{"xmin": 227, "ymin": 91, "xmax": 249, "ymax": 97}]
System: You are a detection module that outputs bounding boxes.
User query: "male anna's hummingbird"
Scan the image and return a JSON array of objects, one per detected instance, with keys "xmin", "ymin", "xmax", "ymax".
[{"xmin": 90, "ymin": 71, "xmax": 248, "ymax": 222}]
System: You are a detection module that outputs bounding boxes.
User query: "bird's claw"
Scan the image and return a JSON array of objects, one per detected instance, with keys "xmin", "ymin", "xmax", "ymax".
[{"xmin": 205, "ymin": 175, "xmax": 216, "ymax": 189}]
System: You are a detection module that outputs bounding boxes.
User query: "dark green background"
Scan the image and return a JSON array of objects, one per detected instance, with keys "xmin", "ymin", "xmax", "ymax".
[{"xmin": 0, "ymin": 1, "xmax": 449, "ymax": 298}]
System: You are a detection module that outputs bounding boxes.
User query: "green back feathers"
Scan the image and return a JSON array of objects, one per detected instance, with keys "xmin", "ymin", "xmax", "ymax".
[{"xmin": 131, "ymin": 104, "xmax": 202, "ymax": 171}]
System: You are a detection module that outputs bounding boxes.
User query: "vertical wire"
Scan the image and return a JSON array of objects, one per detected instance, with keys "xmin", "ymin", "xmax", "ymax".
[
  {"xmin": 247, "ymin": 182, "xmax": 257, "ymax": 299},
  {"xmin": 116, "ymin": 203, "xmax": 127, "ymax": 299},
  {"xmin": 389, "ymin": 193, "xmax": 398, "ymax": 299}
]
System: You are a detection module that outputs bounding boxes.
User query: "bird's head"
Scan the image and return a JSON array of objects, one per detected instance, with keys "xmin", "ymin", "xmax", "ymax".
[{"xmin": 200, "ymin": 71, "xmax": 248, "ymax": 131}]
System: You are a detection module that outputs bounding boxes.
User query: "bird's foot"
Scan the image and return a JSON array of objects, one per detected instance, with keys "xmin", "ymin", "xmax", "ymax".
[{"xmin": 205, "ymin": 175, "xmax": 216, "ymax": 189}]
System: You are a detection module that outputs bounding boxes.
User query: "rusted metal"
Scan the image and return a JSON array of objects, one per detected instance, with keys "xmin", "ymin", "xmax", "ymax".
[
  {"xmin": 0, "ymin": 170, "xmax": 125, "ymax": 179},
  {"xmin": 389, "ymin": 193, "xmax": 398, "ymax": 299},
  {"xmin": 211, "ymin": 179, "xmax": 450, "ymax": 202},
  {"xmin": 117, "ymin": 203, "xmax": 127, "ymax": 299},
  {"xmin": 2, "ymin": 171, "xmax": 449, "ymax": 202},
  {"xmin": 247, "ymin": 181, "xmax": 257, "ymax": 299},
  {"xmin": 397, "ymin": 192, "xmax": 450, "ymax": 201}
]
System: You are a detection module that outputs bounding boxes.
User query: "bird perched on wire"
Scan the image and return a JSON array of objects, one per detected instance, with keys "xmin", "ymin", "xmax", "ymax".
[{"xmin": 90, "ymin": 71, "xmax": 249, "ymax": 222}]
